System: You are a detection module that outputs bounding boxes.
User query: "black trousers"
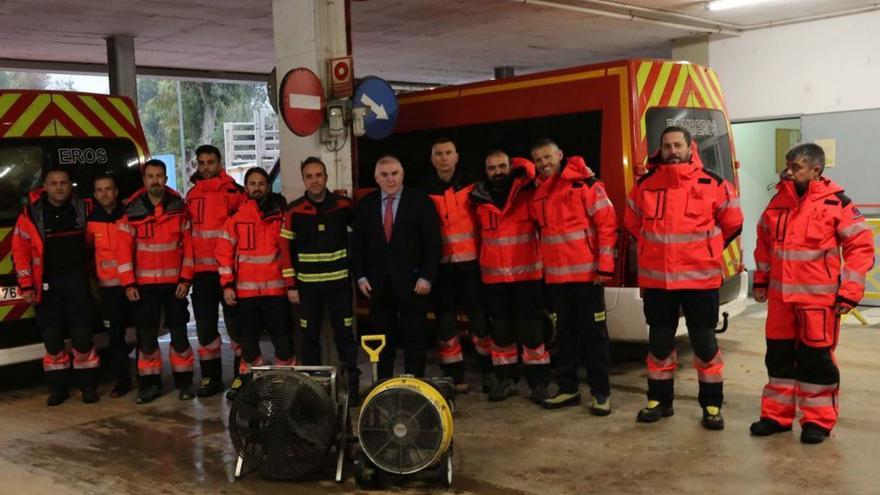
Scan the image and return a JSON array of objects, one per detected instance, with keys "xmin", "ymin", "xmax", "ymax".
[
  {"xmin": 99, "ymin": 286, "xmax": 133, "ymax": 382},
  {"xmin": 369, "ymin": 277, "xmax": 429, "ymax": 379},
  {"xmin": 642, "ymin": 288, "xmax": 722, "ymax": 408},
  {"xmin": 548, "ymin": 282, "xmax": 610, "ymax": 397},
  {"xmin": 36, "ymin": 270, "xmax": 94, "ymax": 368},
  {"xmin": 134, "ymin": 283, "xmax": 191, "ymax": 387},
  {"xmin": 484, "ymin": 280, "xmax": 549, "ymax": 388},
  {"xmin": 298, "ymin": 283, "xmax": 360, "ymax": 388},
  {"xmin": 432, "ymin": 261, "xmax": 489, "ymax": 381},
  {"xmin": 237, "ymin": 296, "xmax": 295, "ymax": 368},
  {"xmin": 191, "ymin": 271, "xmax": 239, "ymax": 357}
]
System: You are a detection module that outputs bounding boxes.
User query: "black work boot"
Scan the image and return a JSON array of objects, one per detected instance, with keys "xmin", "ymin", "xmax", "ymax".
[
  {"xmin": 701, "ymin": 406, "xmax": 724, "ymax": 430},
  {"xmin": 750, "ymin": 418, "xmax": 792, "ymax": 436},
  {"xmin": 197, "ymin": 359, "xmax": 225, "ymax": 397},
  {"xmin": 46, "ymin": 369, "xmax": 70, "ymax": 407},
  {"xmin": 800, "ymin": 422, "xmax": 830, "ymax": 444},
  {"xmin": 636, "ymin": 401, "xmax": 674, "ymax": 423},
  {"xmin": 525, "ymin": 365, "xmax": 550, "ymax": 405},
  {"xmin": 488, "ymin": 378, "xmax": 517, "ymax": 402},
  {"xmin": 174, "ymin": 371, "xmax": 195, "ymax": 400},
  {"xmin": 226, "ymin": 373, "xmax": 251, "ymax": 401},
  {"xmin": 77, "ymin": 368, "xmax": 100, "ymax": 404},
  {"xmin": 136, "ymin": 375, "xmax": 162, "ymax": 404},
  {"xmin": 233, "ymin": 355, "xmax": 242, "ymax": 379}
]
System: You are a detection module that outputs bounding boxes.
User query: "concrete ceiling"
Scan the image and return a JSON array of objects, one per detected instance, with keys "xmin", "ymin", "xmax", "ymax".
[{"xmin": 0, "ymin": 0, "xmax": 876, "ymax": 85}]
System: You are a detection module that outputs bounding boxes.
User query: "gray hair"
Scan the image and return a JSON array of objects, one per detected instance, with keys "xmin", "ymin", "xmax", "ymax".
[{"xmin": 785, "ymin": 143, "xmax": 825, "ymax": 173}]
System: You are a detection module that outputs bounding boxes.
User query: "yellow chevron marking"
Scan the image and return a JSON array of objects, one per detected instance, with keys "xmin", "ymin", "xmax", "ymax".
[
  {"xmin": 109, "ymin": 97, "xmax": 136, "ymax": 126},
  {"xmin": 669, "ymin": 65, "xmax": 689, "ymax": 107},
  {"xmin": 636, "ymin": 61, "xmax": 653, "ymax": 95},
  {"xmin": 53, "ymin": 95, "xmax": 101, "ymax": 136},
  {"xmin": 646, "ymin": 62, "xmax": 673, "ymax": 110},
  {"xmin": 80, "ymin": 95, "xmax": 131, "ymax": 140},
  {"xmin": 5, "ymin": 94, "xmax": 51, "ymax": 137},
  {"xmin": 687, "ymin": 65, "xmax": 713, "ymax": 110},
  {"xmin": 22, "ymin": 305, "xmax": 35, "ymax": 319},
  {"xmin": 0, "ymin": 305, "xmax": 11, "ymax": 321},
  {"xmin": 55, "ymin": 119, "xmax": 72, "ymax": 137},
  {"xmin": 0, "ymin": 93, "xmax": 20, "ymax": 121},
  {"xmin": 39, "ymin": 120, "xmax": 55, "ymax": 137}
]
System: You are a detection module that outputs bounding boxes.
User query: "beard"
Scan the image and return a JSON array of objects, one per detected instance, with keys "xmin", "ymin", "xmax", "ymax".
[
  {"xmin": 148, "ymin": 184, "xmax": 163, "ymax": 195},
  {"xmin": 489, "ymin": 174, "xmax": 511, "ymax": 189}
]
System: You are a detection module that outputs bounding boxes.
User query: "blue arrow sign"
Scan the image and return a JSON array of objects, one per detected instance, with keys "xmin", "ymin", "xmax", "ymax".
[{"xmin": 354, "ymin": 76, "xmax": 398, "ymax": 140}]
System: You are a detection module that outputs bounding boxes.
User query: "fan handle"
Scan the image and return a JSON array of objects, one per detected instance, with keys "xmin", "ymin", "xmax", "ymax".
[{"xmin": 360, "ymin": 335, "xmax": 386, "ymax": 384}]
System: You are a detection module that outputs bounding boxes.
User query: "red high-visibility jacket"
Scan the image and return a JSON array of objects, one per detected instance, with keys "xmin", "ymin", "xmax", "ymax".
[
  {"xmin": 624, "ymin": 142, "xmax": 743, "ymax": 290},
  {"xmin": 12, "ymin": 189, "xmax": 88, "ymax": 302},
  {"xmin": 86, "ymin": 205, "xmax": 126, "ymax": 287},
  {"xmin": 530, "ymin": 156, "xmax": 618, "ymax": 284},
  {"xmin": 216, "ymin": 194, "xmax": 295, "ymax": 298},
  {"xmin": 117, "ymin": 187, "xmax": 194, "ymax": 287},
  {"xmin": 186, "ymin": 170, "xmax": 245, "ymax": 272},
  {"xmin": 754, "ymin": 177, "xmax": 874, "ymax": 308},
  {"xmin": 470, "ymin": 158, "xmax": 542, "ymax": 284},
  {"xmin": 423, "ymin": 173, "xmax": 479, "ymax": 264}
]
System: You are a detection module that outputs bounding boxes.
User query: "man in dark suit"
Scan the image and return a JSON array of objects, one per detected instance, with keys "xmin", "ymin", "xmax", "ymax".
[{"xmin": 353, "ymin": 155, "xmax": 441, "ymax": 379}]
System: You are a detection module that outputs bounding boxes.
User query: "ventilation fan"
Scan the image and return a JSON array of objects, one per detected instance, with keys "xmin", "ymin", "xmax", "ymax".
[
  {"xmin": 228, "ymin": 366, "xmax": 350, "ymax": 482},
  {"xmin": 353, "ymin": 335, "xmax": 455, "ymax": 488}
]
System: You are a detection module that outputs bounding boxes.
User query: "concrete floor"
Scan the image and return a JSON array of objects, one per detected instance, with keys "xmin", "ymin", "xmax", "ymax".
[{"xmin": 1, "ymin": 301, "xmax": 879, "ymax": 495}]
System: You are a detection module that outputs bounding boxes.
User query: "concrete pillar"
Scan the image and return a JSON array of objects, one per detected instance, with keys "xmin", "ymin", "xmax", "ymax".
[
  {"xmin": 106, "ymin": 35, "xmax": 138, "ymax": 105},
  {"xmin": 272, "ymin": 0, "xmax": 353, "ymax": 201},
  {"xmin": 672, "ymin": 34, "xmax": 710, "ymax": 67},
  {"xmin": 273, "ymin": 0, "xmax": 353, "ymax": 370}
]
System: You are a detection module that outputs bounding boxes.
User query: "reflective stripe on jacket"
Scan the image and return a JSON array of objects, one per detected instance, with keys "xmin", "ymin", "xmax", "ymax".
[
  {"xmin": 754, "ymin": 177, "xmax": 874, "ymax": 307},
  {"xmin": 87, "ymin": 205, "xmax": 125, "ymax": 287},
  {"xmin": 530, "ymin": 155, "xmax": 618, "ymax": 283},
  {"xmin": 186, "ymin": 170, "xmax": 245, "ymax": 273},
  {"xmin": 471, "ymin": 158, "xmax": 542, "ymax": 284},
  {"xmin": 624, "ymin": 141, "xmax": 743, "ymax": 290},
  {"xmin": 216, "ymin": 194, "xmax": 295, "ymax": 298},
  {"xmin": 117, "ymin": 187, "xmax": 193, "ymax": 287},
  {"xmin": 423, "ymin": 174, "xmax": 479, "ymax": 264}
]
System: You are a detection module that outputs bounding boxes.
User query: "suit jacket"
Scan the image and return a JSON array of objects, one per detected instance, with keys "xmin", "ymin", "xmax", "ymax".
[{"xmin": 353, "ymin": 186, "xmax": 441, "ymax": 300}]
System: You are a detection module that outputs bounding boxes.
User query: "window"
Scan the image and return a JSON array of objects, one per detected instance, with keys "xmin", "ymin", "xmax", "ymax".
[
  {"xmin": 645, "ymin": 107, "xmax": 735, "ymax": 184},
  {"xmin": 0, "ymin": 137, "xmax": 142, "ymax": 223}
]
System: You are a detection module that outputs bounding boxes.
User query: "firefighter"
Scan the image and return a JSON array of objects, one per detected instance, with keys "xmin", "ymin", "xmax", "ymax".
[
  {"xmin": 12, "ymin": 168, "xmax": 99, "ymax": 406},
  {"xmin": 286, "ymin": 157, "xmax": 361, "ymax": 402},
  {"xmin": 422, "ymin": 138, "xmax": 491, "ymax": 394},
  {"xmin": 217, "ymin": 167, "xmax": 296, "ymax": 397},
  {"xmin": 87, "ymin": 174, "xmax": 133, "ymax": 397},
  {"xmin": 471, "ymin": 151, "xmax": 550, "ymax": 404},
  {"xmin": 751, "ymin": 143, "xmax": 874, "ymax": 444},
  {"xmin": 624, "ymin": 126, "xmax": 743, "ymax": 430},
  {"xmin": 529, "ymin": 139, "xmax": 617, "ymax": 414},
  {"xmin": 186, "ymin": 144, "xmax": 245, "ymax": 398},
  {"xmin": 118, "ymin": 159, "xmax": 195, "ymax": 404}
]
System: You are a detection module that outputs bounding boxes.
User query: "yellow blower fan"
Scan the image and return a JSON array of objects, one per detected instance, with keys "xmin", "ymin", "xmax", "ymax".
[{"xmin": 353, "ymin": 335, "xmax": 455, "ymax": 488}]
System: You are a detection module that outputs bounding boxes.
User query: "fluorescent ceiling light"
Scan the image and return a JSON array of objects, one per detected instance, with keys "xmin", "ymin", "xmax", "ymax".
[{"xmin": 707, "ymin": 0, "xmax": 776, "ymax": 11}]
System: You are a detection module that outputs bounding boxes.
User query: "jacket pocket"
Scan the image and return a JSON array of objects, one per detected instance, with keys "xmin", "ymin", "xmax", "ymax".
[
  {"xmin": 641, "ymin": 189, "xmax": 666, "ymax": 220},
  {"xmin": 804, "ymin": 210, "xmax": 830, "ymax": 244},
  {"xmin": 685, "ymin": 188, "xmax": 705, "ymax": 219}
]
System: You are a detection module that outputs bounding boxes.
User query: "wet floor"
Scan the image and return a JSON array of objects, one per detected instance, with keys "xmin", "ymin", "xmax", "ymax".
[{"xmin": 1, "ymin": 301, "xmax": 879, "ymax": 494}]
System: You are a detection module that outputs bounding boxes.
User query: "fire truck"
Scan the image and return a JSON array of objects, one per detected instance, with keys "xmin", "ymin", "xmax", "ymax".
[
  {"xmin": 0, "ymin": 90, "xmax": 149, "ymax": 365},
  {"xmin": 356, "ymin": 59, "xmax": 748, "ymax": 342}
]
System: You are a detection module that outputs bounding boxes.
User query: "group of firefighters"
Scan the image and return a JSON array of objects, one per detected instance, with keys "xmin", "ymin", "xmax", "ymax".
[{"xmin": 11, "ymin": 126, "xmax": 874, "ymax": 445}]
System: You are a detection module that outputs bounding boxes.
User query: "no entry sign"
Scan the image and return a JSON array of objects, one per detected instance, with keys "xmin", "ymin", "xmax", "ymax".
[{"xmin": 280, "ymin": 67, "xmax": 325, "ymax": 137}]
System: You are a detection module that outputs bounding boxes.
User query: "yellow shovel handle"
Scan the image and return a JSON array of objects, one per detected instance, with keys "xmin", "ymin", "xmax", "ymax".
[{"xmin": 360, "ymin": 334, "xmax": 386, "ymax": 363}]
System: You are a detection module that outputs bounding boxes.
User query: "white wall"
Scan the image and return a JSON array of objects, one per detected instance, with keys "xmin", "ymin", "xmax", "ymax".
[
  {"xmin": 732, "ymin": 118, "xmax": 800, "ymax": 270},
  {"xmin": 709, "ymin": 11, "xmax": 880, "ymax": 121}
]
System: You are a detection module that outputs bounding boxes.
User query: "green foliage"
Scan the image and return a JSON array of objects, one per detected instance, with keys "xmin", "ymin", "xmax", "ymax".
[
  {"xmin": 136, "ymin": 78, "xmax": 271, "ymax": 187},
  {"xmin": 0, "ymin": 71, "xmax": 50, "ymax": 90}
]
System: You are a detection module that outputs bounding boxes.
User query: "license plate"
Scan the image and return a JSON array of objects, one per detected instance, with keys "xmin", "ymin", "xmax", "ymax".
[{"xmin": 0, "ymin": 286, "xmax": 22, "ymax": 302}]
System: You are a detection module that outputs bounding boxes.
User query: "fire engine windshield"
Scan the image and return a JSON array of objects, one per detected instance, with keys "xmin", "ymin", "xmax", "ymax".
[
  {"xmin": 0, "ymin": 137, "xmax": 142, "ymax": 223},
  {"xmin": 645, "ymin": 107, "xmax": 735, "ymax": 184}
]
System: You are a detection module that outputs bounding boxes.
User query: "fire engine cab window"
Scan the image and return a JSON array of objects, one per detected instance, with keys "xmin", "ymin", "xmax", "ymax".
[
  {"xmin": 645, "ymin": 107, "xmax": 734, "ymax": 184},
  {"xmin": 0, "ymin": 143, "xmax": 44, "ymax": 222},
  {"xmin": 0, "ymin": 137, "xmax": 142, "ymax": 222}
]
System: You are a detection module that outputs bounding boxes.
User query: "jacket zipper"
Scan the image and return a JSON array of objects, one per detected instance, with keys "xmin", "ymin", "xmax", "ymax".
[{"xmin": 706, "ymin": 231, "xmax": 714, "ymax": 258}]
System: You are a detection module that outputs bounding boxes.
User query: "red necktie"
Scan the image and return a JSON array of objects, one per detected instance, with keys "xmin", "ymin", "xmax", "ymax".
[{"xmin": 383, "ymin": 194, "xmax": 395, "ymax": 242}]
